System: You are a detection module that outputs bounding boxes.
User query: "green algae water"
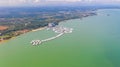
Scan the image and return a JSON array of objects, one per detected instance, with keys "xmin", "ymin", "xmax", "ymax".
[{"xmin": 0, "ymin": 9, "xmax": 120, "ymax": 67}]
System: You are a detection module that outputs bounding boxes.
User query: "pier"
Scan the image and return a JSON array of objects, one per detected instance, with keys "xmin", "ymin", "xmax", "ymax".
[
  {"xmin": 41, "ymin": 33, "xmax": 64, "ymax": 42},
  {"xmin": 30, "ymin": 26, "xmax": 73, "ymax": 46}
]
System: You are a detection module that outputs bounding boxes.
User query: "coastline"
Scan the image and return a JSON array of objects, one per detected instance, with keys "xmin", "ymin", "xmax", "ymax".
[
  {"xmin": 0, "ymin": 13, "xmax": 97, "ymax": 44},
  {"xmin": 32, "ymin": 27, "xmax": 46, "ymax": 32},
  {"xmin": 0, "ymin": 27, "xmax": 46, "ymax": 44},
  {"xmin": 1, "ymin": 9, "xmax": 120, "ymax": 67}
]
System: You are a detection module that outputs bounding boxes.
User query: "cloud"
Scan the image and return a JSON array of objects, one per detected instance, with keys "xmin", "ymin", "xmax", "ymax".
[{"xmin": 0, "ymin": 0, "xmax": 120, "ymax": 6}]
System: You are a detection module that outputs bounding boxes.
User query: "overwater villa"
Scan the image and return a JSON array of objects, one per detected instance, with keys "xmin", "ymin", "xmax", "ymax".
[{"xmin": 31, "ymin": 23, "xmax": 73, "ymax": 46}]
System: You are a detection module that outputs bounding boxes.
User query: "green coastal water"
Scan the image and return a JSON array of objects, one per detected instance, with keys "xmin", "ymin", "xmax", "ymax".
[{"xmin": 0, "ymin": 9, "xmax": 120, "ymax": 67}]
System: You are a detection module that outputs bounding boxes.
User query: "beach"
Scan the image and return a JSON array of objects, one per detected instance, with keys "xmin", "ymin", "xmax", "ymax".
[{"xmin": 0, "ymin": 27, "xmax": 46, "ymax": 44}]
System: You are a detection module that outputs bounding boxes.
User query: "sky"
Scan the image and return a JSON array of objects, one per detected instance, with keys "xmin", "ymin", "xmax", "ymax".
[{"xmin": 0, "ymin": 0, "xmax": 120, "ymax": 7}]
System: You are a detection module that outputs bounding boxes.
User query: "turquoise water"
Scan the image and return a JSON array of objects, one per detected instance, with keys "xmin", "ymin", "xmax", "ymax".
[{"xmin": 0, "ymin": 9, "xmax": 120, "ymax": 67}]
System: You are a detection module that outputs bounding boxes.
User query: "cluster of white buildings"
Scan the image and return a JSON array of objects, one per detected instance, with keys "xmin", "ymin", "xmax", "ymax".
[
  {"xmin": 53, "ymin": 26, "xmax": 73, "ymax": 34},
  {"xmin": 31, "ymin": 40, "xmax": 42, "ymax": 46}
]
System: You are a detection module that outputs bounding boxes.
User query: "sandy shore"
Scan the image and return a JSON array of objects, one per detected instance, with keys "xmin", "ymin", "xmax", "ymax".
[
  {"xmin": 0, "ymin": 27, "xmax": 46, "ymax": 44},
  {"xmin": 0, "ymin": 37, "xmax": 16, "ymax": 44},
  {"xmin": 0, "ymin": 40, "xmax": 8, "ymax": 44},
  {"xmin": 32, "ymin": 27, "xmax": 46, "ymax": 32}
]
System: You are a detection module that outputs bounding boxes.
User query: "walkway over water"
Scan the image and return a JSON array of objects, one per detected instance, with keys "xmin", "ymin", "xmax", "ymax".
[
  {"xmin": 31, "ymin": 26, "xmax": 73, "ymax": 46},
  {"xmin": 42, "ymin": 33, "xmax": 64, "ymax": 42}
]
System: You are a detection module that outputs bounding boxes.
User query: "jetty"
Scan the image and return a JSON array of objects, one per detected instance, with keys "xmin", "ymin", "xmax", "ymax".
[
  {"xmin": 30, "ymin": 26, "xmax": 73, "ymax": 46},
  {"xmin": 41, "ymin": 33, "xmax": 64, "ymax": 42}
]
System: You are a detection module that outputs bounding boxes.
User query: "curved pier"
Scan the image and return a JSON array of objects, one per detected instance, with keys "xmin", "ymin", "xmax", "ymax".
[
  {"xmin": 31, "ymin": 26, "xmax": 73, "ymax": 46},
  {"xmin": 41, "ymin": 33, "xmax": 64, "ymax": 42}
]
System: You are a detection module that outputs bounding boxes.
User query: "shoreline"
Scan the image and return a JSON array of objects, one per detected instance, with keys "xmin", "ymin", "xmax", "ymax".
[
  {"xmin": 32, "ymin": 27, "xmax": 46, "ymax": 32},
  {"xmin": 0, "ymin": 37, "xmax": 16, "ymax": 44},
  {"xmin": 0, "ymin": 27, "xmax": 46, "ymax": 44},
  {"xmin": 0, "ymin": 13, "xmax": 97, "ymax": 44}
]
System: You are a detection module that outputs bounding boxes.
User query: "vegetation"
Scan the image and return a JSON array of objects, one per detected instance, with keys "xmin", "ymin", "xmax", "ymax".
[{"xmin": 0, "ymin": 6, "xmax": 97, "ymax": 41}]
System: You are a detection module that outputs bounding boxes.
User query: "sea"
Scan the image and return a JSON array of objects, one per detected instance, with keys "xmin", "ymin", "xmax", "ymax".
[{"xmin": 0, "ymin": 9, "xmax": 120, "ymax": 67}]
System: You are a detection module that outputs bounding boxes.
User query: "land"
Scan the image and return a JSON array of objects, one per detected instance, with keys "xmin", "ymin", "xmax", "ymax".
[
  {"xmin": 0, "ymin": 6, "xmax": 118, "ymax": 42},
  {"xmin": 0, "ymin": 26, "xmax": 9, "ymax": 31}
]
